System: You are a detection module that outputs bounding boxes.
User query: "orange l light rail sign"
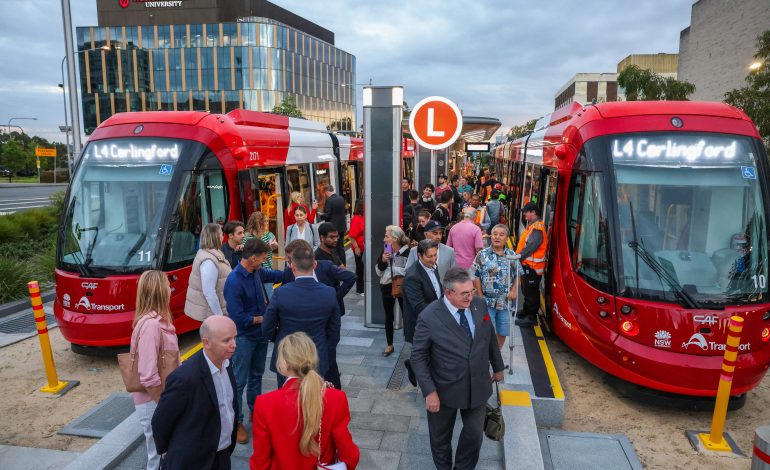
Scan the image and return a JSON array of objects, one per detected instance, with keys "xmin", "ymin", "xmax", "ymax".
[
  {"xmin": 408, "ymin": 96, "xmax": 463, "ymax": 150},
  {"xmin": 35, "ymin": 147, "xmax": 57, "ymax": 157}
]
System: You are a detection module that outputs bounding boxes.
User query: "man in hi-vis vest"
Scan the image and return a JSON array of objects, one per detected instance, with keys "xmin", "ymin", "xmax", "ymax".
[{"xmin": 514, "ymin": 202, "xmax": 547, "ymax": 327}]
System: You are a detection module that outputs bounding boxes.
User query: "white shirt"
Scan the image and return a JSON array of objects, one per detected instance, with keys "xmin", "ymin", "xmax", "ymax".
[
  {"xmin": 418, "ymin": 259, "xmax": 441, "ymax": 299},
  {"xmin": 200, "ymin": 259, "xmax": 223, "ymax": 315},
  {"xmin": 296, "ymin": 273, "xmax": 318, "ymax": 282},
  {"xmin": 203, "ymin": 352, "xmax": 235, "ymax": 451},
  {"xmin": 443, "ymin": 296, "xmax": 475, "ymax": 338}
]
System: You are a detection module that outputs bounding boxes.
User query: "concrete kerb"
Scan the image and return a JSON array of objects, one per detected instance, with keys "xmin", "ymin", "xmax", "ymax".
[
  {"xmin": 0, "ymin": 290, "xmax": 56, "ymax": 319},
  {"xmin": 0, "ymin": 183, "xmax": 68, "ymax": 188},
  {"xmin": 499, "ymin": 385, "xmax": 545, "ymax": 470},
  {"xmin": 62, "ymin": 410, "xmax": 143, "ymax": 470}
]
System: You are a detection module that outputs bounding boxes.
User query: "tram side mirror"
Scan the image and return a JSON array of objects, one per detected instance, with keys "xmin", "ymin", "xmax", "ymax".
[{"xmin": 555, "ymin": 144, "xmax": 569, "ymax": 160}]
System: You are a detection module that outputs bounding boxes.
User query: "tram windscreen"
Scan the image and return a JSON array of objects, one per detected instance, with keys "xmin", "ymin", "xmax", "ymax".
[
  {"xmin": 611, "ymin": 133, "xmax": 768, "ymax": 305},
  {"xmin": 59, "ymin": 138, "xmax": 200, "ymax": 274}
]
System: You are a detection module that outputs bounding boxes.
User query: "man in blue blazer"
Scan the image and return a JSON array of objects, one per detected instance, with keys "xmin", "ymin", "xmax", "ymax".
[
  {"xmin": 262, "ymin": 241, "xmax": 341, "ymax": 387},
  {"xmin": 152, "ymin": 316, "xmax": 238, "ymax": 470}
]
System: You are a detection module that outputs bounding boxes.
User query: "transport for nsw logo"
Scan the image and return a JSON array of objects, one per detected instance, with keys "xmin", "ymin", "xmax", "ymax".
[
  {"xmin": 119, "ymin": 0, "xmax": 130, "ymax": 8},
  {"xmin": 653, "ymin": 330, "xmax": 672, "ymax": 348}
]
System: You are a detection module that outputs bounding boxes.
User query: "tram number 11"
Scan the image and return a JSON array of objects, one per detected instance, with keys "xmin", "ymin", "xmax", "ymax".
[
  {"xmin": 752, "ymin": 274, "xmax": 767, "ymax": 289},
  {"xmin": 137, "ymin": 251, "xmax": 153, "ymax": 262}
]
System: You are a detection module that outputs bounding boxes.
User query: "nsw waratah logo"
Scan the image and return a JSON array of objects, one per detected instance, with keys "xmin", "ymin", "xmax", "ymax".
[
  {"xmin": 653, "ymin": 330, "xmax": 672, "ymax": 348},
  {"xmin": 119, "ymin": 0, "xmax": 130, "ymax": 8}
]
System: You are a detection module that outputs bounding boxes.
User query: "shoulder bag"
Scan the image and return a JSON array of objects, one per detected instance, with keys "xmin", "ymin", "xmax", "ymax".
[
  {"xmin": 118, "ymin": 316, "xmax": 180, "ymax": 393},
  {"xmin": 317, "ymin": 385, "xmax": 348, "ymax": 470},
  {"xmin": 390, "ymin": 258, "xmax": 404, "ymax": 298},
  {"xmin": 484, "ymin": 381, "xmax": 505, "ymax": 441}
]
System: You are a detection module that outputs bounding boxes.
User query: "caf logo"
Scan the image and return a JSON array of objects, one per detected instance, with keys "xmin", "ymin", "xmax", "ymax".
[{"xmin": 119, "ymin": 0, "xmax": 129, "ymax": 8}]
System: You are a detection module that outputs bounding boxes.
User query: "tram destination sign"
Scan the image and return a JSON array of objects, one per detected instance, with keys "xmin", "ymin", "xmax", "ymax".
[
  {"xmin": 611, "ymin": 135, "xmax": 742, "ymax": 163},
  {"xmin": 90, "ymin": 142, "xmax": 181, "ymax": 161},
  {"xmin": 465, "ymin": 142, "xmax": 490, "ymax": 152}
]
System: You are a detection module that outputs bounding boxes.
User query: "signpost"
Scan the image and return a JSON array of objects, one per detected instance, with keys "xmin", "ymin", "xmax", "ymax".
[
  {"xmin": 35, "ymin": 147, "xmax": 57, "ymax": 183},
  {"xmin": 409, "ymin": 96, "xmax": 463, "ymax": 185}
]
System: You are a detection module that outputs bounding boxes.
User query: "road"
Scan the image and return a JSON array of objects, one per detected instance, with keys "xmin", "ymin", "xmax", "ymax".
[{"xmin": 0, "ymin": 184, "xmax": 68, "ymax": 215}]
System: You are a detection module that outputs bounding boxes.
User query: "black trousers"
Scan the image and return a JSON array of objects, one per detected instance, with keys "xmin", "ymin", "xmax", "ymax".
[
  {"xmin": 325, "ymin": 336, "xmax": 342, "ymax": 389},
  {"xmin": 520, "ymin": 266, "xmax": 542, "ymax": 319},
  {"xmin": 354, "ymin": 251, "xmax": 364, "ymax": 293},
  {"xmin": 426, "ymin": 403, "xmax": 486, "ymax": 470},
  {"xmin": 335, "ymin": 235, "xmax": 347, "ymax": 266},
  {"xmin": 381, "ymin": 285, "xmax": 403, "ymax": 346}
]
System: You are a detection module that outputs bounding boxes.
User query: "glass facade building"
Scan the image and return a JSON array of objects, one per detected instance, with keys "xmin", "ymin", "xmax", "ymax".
[{"xmin": 76, "ymin": 19, "xmax": 356, "ymax": 134}]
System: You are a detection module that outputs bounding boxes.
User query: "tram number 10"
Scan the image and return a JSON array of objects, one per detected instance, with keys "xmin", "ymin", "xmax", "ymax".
[
  {"xmin": 752, "ymin": 274, "xmax": 767, "ymax": 289},
  {"xmin": 137, "ymin": 251, "xmax": 153, "ymax": 262}
]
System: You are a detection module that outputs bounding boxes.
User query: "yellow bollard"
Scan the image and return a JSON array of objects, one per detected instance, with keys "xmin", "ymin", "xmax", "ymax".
[
  {"xmin": 697, "ymin": 315, "xmax": 744, "ymax": 452},
  {"xmin": 28, "ymin": 281, "xmax": 69, "ymax": 394}
]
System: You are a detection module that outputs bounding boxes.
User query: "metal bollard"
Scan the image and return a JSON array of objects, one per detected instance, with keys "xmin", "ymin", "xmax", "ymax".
[
  {"xmin": 28, "ymin": 281, "xmax": 69, "ymax": 394},
  {"xmin": 697, "ymin": 315, "xmax": 744, "ymax": 452},
  {"xmin": 753, "ymin": 425, "xmax": 770, "ymax": 469}
]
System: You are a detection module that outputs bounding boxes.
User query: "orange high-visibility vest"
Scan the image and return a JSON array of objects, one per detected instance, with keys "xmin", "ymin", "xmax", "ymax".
[
  {"xmin": 474, "ymin": 206, "xmax": 487, "ymax": 226},
  {"xmin": 516, "ymin": 220, "xmax": 547, "ymax": 274}
]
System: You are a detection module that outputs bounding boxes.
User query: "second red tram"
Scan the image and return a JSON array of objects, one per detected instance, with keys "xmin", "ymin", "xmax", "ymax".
[
  {"xmin": 55, "ymin": 110, "xmax": 362, "ymax": 352},
  {"xmin": 495, "ymin": 101, "xmax": 770, "ymax": 396}
]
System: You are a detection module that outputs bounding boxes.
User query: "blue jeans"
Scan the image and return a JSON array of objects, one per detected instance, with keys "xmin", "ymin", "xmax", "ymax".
[
  {"xmin": 487, "ymin": 307, "xmax": 511, "ymax": 337},
  {"xmin": 233, "ymin": 334, "xmax": 268, "ymax": 424}
]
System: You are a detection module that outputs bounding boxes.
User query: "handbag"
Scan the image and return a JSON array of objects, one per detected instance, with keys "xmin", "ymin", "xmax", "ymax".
[
  {"xmin": 118, "ymin": 316, "xmax": 180, "ymax": 393},
  {"xmin": 317, "ymin": 385, "xmax": 348, "ymax": 470},
  {"xmin": 484, "ymin": 381, "xmax": 505, "ymax": 441},
  {"xmin": 390, "ymin": 258, "xmax": 404, "ymax": 298}
]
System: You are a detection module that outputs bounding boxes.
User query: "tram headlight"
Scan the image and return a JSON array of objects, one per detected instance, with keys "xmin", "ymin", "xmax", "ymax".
[
  {"xmin": 621, "ymin": 320, "xmax": 639, "ymax": 336},
  {"xmin": 620, "ymin": 305, "xmax": 633, "ymax": 315},
  {"xmin": 762, "ymin": 327, "xmax": 770, "ymax": 342}
]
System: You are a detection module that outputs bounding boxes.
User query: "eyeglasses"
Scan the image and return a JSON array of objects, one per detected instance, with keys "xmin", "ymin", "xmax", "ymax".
[{"xmin": 450, "ymin": 288, "xmax": 476, "ymax": 298}]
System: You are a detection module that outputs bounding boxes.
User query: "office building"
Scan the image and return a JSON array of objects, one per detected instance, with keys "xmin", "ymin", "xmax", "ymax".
[
  {"xmin": 617, "ymin": 53, "xmax": 678, "ymax": 78},
  {"xmin": 77, "ymin": 0, "xmax": 356, "ymax": 133},
  {"xmin": 678, "ymin": 0, "xmax": 770, "ymax": 101},
  {"xmin": 554, "ymin": 73, "xmax": 620, "ymax": 110}
]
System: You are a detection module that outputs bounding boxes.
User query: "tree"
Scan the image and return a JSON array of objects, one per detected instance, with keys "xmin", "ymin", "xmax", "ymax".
[
  {"xmin": 272, "ymin": 96, "xmax": 304, "ymax": 118},
  {"xmin": 508, "ymin": 119, "xmax": 537, "ymax": 139},
  {"xmin": 2, "ymin": 140, "xmax": 31, "ymax": 177},
  {"xmin": 724, "ymin": 30, "xmax": 770, "ymax": 144},
  {"xmin": 618, "ymin": 64, "xmax": 695, "ymax": 101}
]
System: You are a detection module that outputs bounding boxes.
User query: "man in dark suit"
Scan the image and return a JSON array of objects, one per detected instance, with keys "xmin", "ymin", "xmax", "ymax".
[
  {"xmin": 403, "ymin": 239, "xmax": 442, "ymax": 344},
  {"xmin": 411, "ymin": 267, "xmax": 505, "ymax": 470},
  {"xmin": 262, "ymin": 242, "xmax": 341, "ymax": 388},
  {"xmin": 152, "ymin": 316, "xmax": 238, "ymax": 470},
  {"xmin": 282, "ymin": 239, "xmax": 355, "ymax": 388},
  {"xmin": 318, "ymin": 184, "xmax": 347, "ymax": 263}
]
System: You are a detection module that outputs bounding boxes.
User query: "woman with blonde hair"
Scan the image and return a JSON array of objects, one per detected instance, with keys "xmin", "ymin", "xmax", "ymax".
[
  {"xmin": 375, "ymin": 225, "xmax": 411, "ymax": 357},
  {"xmin": 184, "ymin": 223, "xmax": 231, "ymax": 321},
  {"xmin": 250, "ymin": 332, "xmax": 359, "ymax": 470},
  {"xmin": 245, "ymin": 211, "xmax": 279, "ymax": 298},
  {"xmin": 284, "ymin": 191, "xmax": 317, "ymax": 230},
  {"xmin": 130, "ymin": 270, "xmax": 180, "ymax": 470}
]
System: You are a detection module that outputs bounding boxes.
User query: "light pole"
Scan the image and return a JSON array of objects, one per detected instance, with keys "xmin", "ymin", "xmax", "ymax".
[
  {"xmin": 59, "ymin": 46, "xmax": 109, "ymax": 178},
  {"xmin": 7, "ymin": 117, "xmax": 37, "ymax": 138}
]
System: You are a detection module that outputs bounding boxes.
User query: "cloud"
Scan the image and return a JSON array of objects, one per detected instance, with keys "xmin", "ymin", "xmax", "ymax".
[{"xmin": 0, "ymin": 0, "xmax": 691, "ymax": 142}]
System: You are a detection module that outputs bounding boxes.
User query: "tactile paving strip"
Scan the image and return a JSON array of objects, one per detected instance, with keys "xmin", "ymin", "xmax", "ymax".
[
  {"xmin": 60, "ymin": 393, "xmax": 135, "ymax": 438},
  {"xmin": 0, "ymin": 310, "xmax": 56, "ymax": 335}
]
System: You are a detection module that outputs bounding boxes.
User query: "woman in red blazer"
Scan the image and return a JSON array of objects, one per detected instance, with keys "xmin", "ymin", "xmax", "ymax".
[{"xmin": 250, "ymin": 332, "xmax": 359, "ymax": 470}]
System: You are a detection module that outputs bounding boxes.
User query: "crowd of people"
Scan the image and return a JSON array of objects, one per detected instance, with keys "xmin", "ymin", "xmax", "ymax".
[{"xmin": 124, "ymin": 168, "xmax": 548, "ymax": 470}]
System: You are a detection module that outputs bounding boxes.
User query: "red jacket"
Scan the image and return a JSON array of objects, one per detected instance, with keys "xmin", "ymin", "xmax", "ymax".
[
  {"xmin": 347, "ymin": 214, "xmax": 365, "ymax": 252},
  {"xmin": 250, "ymin": 379, "xmax": 359, "ymax": 470}
]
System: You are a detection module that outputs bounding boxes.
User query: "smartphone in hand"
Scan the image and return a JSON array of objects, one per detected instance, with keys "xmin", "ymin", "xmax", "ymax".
[{"xmin": 384, "ymin": 242, "xmax": 393, "ymax": 255}]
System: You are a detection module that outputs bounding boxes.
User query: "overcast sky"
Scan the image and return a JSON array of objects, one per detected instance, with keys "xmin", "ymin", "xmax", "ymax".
[{"xmin": 0, "ymin": 0, "xmax": 692, "ymax": 143}]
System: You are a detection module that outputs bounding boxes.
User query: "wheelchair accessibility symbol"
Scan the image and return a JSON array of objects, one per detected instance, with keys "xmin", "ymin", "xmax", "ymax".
[
  {"xmin": 741, "ymin": 166, "xmax": 757, "ymax": 180},
  {"xmin": 159, "ymin": 164, "xmax": 173, "ymax": 176}
]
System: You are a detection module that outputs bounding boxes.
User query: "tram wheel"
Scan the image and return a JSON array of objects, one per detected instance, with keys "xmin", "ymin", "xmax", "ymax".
[
  {"xmin": 71, "ymin": 343, "xmax": 129, "ymax": 357},
  {"xmin": 604, "ymin": 374, "xmax": 748, "ymax": 411}
]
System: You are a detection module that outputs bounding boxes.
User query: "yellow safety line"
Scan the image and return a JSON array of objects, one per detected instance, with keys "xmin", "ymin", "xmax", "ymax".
[
  {"xmin": 500, "ymin": 390, "xmax": 532, "ymax": 407},
  {"xmin": 180, "ymin": 342, "xmax": 203, "ymax": 362},
  {"xmin": 533, "ymin": 325, "xmax": 565, "ymax": 400}
]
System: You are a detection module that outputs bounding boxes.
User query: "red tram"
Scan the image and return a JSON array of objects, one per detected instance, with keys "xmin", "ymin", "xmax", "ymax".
[
  {"xmin": 494, "ymin": 101, "xmax": 770, "ymax": 396},
  {"xmin": 55, "ymin": 110, "xmax": 363, "ymax": 353}
]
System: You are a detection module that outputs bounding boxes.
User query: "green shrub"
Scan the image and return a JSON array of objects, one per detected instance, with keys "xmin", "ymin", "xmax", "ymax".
[
  {"xmin": 49, "ymin": 191, "xmax": 66, "ymax": 218},
  {"xmin": 13, "ymin": 209, "xmax": 55, "ymax": 239},
  {"xmin": 32, "ymin": 240, "xmax": 57, "ymax": 283},
  {"xmin": 0, "ymin": 257, "xmax": 31, "ymax": 304},
  {"xmin": 0, "ymin": 217, "xmax": 22, "ymax": 243}
]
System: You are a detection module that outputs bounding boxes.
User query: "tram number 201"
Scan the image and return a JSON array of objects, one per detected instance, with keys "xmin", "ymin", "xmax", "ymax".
[
  {"xmin": 752, "ymin": 274, "xmax": 767, "ymax": 289},
  {"xmin": 137, "ymin": 251, "xmax": 153, "ymax": 262}
]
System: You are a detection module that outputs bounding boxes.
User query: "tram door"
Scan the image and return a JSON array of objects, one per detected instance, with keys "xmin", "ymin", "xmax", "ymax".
[
  {"xmin": 340, "ymin": 161, "xmax": 361, "ymax": 220},
  {"xmin": 238, "ymin": 168, "xmax": 285, "ymax": 268},
  {"xmin": 312, "ymin": 162, "xmax": 333, "ymax": 213}
]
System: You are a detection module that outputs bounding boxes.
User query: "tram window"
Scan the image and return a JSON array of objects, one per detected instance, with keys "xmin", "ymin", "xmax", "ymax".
[
  {"xmin": 285, "ymin": 164, "xmax": 313, "ymax": 212},
  {"xmin": 568, "ymin": 172, "xmax": 611, "ymax": 288}
]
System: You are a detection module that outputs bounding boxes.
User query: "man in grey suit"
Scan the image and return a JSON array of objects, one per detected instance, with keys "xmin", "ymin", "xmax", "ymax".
[
  {"xmin": 411, "ymin": 267, "xmax": 505, "ymax": 470},
  {"xmin": 406, "ymin": 220, "xmax": 456, "ymax": 279}
]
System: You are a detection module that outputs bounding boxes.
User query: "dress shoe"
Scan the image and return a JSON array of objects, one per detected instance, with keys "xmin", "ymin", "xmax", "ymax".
[
  {"xmin": 236, "ymin": 423, "xmax": 249, "ymax": 444},
  {"xmin": 515, "ymin": 316, "xmax": 533, "ymax": 327},
  {"xmin": 404, "ymin": 359, "xmax": 417, "ymax": 387}
]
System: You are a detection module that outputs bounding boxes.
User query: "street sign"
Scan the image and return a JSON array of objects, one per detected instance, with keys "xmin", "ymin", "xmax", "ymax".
[
  {"xmin": 35, "ymin": 147, "xmax": 57, "ymax": 157},
  {"xmin": 409, "ymin": 96, "xmax": 463, "ymax": 150},
  {"xmin": 466, "ymin": 142, "xmax": 490, "ymax": 152}
]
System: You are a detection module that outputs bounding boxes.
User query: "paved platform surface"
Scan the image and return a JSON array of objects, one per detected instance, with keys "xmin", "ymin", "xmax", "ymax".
[
  {"xmin": 115, "ymin": 290, "xmax": 504, "ymax": 469},
  {"xmin": 0, "ymin": 444, "xmax": 79, "ymax": 469}
]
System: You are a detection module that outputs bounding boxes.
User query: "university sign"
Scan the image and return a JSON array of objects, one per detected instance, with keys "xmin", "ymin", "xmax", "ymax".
[{"xmin": 120, "ymin": 0, "xmax": 184, "ymax": 8}]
